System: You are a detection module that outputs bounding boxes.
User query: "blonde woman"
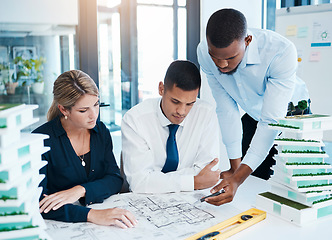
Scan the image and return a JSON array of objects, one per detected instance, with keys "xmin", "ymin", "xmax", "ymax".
[{"xmin": 33, "ymin": 70, "xmax": 137, "ymax": 228}]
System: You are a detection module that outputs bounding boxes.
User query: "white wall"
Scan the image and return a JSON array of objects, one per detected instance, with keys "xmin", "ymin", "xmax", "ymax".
[
  {"xmin": 0, "ymin": 0, "xmax": 78, "ymax": 25},
  {"xmin": 199, "ymin": 0, "xmax": 263, "ymax": 170},
  {"xmin": 200, "ymin": 0, "xmax": 263, "ymax": 105},
  {"xmin": 275, "ymin": 4, "xmax": 332, "ymax": 141}
]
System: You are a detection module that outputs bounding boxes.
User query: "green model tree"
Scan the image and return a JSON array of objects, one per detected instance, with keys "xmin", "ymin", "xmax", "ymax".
[{"xmin": 298, "ymin": 100, "xmax": 308, "ymax": 115}]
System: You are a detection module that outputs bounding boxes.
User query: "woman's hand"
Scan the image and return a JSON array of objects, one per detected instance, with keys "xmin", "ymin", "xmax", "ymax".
[
  {"xmin": 87, "ymin": 208, "xmax": 138, "ymax": 228},
  {"xmin": 39, "ymin": 185, "xmax": 86, "ymax": 213}
]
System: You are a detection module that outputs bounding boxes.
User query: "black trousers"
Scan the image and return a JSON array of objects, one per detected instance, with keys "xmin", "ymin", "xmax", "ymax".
[
  {"xmin": 241, "ymin": 113, "xmax": 277, "ymax": 180},
  {"xmin": 241, "ymin": 102, "xmax": 311, "ymax": 180}
]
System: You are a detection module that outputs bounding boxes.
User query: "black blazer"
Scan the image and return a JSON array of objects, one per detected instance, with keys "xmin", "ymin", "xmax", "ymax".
[{"xmin": 33, "ymin": 116, "xmax": 123, "ymax": 222}]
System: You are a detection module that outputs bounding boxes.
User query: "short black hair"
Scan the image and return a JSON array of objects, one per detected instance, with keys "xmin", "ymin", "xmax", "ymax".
[
  {"xmin": 206, "ymin": 8, "xmax": 247, "ymax": 48},
  {"xmin": 164, "ymin": 60, "xmax": 201, "ymax": 91}
]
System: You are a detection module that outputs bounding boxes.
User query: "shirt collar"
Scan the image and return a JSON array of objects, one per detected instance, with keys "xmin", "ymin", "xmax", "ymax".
[
  {"xmin": 157, "ymin": 98, "xmax": 185, "ymax": 128},
  {"xmin": 242, "ymin": 29, "xmax": 261, "ymax": 67},
  {"xmin": 239, "ymin": 29, "xmax": 261, "ymax": 68},
  {"xmin": 53, "ymin": 116, "xmax": 99, "ymax": 137}
]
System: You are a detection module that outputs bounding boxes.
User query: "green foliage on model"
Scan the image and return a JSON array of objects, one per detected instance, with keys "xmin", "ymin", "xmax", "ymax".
[
  {"xmin": 0, "ymin": 225, "xmax": 37, "ymax": 232},
  {"xmin": 293, "ymin": 172, "xmax": 332, "ymax": 177},
  {"xmin": 275, "ymin": 138, "xmax": 319, "ymax": 143},
  {"xmin": 269, "ymin": 123, "xmax": 300, "ymax": 129},
  {"xmin": 286, "ymin": 162, "xmax": 329, "ymax": 165},
  {"xmin": 0, "ymin": 196, "xmax": 17, "ymax": 201},
  {"xmin": 0, "ymin": 211, "xmax": 28, "ymax": 217},
  {"xmin": 297, "ymin": 100, "xmax": 308, "ymax": 115},
  {"xmin": 282, "ymin": 150, "xmax": 326, "ymax": 154},
  {"xmin": 306, "ymin": 190, "xmax": 323, "ymax": 193},
  {"xmin": 299, "ymin": 183, "xmax": 332, "ymax": 188},
  {"xmin": 313, "ymin": 196, "xmax": 332, "ymax": 205}
]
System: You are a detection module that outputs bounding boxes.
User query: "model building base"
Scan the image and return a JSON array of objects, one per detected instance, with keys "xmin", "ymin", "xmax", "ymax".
[{"xmin": 256, "ymin": 192, "xmax": 332, "ymax": 226}]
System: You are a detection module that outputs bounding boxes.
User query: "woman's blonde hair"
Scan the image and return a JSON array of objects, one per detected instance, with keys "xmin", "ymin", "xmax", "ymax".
[{"xmin": 47, "ymin": 70, "xmax": 99, "ymax": 121}]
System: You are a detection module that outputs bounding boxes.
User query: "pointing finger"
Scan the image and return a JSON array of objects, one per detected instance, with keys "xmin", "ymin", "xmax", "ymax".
[{"xmin": 207, "ymin": 158, "xmax": 219, "ymax": 169}]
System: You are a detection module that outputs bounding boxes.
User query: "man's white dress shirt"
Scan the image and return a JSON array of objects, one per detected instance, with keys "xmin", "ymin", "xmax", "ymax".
[{"xmin": 121, "ymin": 98, "xmax": 220, "ymax": 193}]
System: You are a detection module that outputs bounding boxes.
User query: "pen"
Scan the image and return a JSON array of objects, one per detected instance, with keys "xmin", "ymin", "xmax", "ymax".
[{"xmin": 200, "ymin": 189, "xmax": 225, "ymax": 202}]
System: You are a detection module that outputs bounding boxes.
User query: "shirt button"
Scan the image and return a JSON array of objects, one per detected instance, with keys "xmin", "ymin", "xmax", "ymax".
[
  {"xmin": 238, "ymin": 83, "xmax": 242, "ymax": 87},
  {"xmin": 244, "ymin": 99, "xmax": 247, "ymax": 101},
  {"xmin": 91, "ymin": 169, "xmax": 94, "ymax": 172}
]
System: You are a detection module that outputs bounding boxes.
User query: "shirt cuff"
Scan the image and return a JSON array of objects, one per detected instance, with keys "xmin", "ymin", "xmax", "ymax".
[
  {"xmin": 179, "ymin": 175, "xmax": 194, "ymax": 192},
  {"xmin": 80, "ymin": 183, "xmax": 93, "ymax": 205},
  {"xmin": 241, "ymin": 152, "xmax": 260, "ymax": 172},
  {"xmin": 78, "ymin": 207, "xmax": 91, "ymax": 222},
  {"xmin": 225, "ymin": 141, "xmax": 242, "ymax": 160}
]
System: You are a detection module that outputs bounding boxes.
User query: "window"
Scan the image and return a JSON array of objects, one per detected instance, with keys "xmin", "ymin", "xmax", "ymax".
[
  {"xmin": 97, "ymin": 0, "xmax": 187, "ymax": 130},
  {"xmin": 97, "ymin": 1, "xmax": 122, "ymax": 131},
  {"xmin": 137, "ymin": 1, "xmax": 187, "ymax": 101}
]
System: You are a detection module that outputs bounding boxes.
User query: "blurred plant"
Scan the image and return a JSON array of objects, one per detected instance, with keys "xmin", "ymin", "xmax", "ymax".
[
  {"xmin": 0, "ymin": 63, "xmax": 8, "ymax": 71},
  {"xmin": 13, "ymin": 56, "xmax": 46, "ymax": 85},
  {"xmin": 0, "ymin": 64, "xmax": 11, "ymax": 94}
]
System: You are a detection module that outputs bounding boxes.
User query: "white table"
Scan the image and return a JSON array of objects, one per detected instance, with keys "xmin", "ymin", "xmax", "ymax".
[
  {"xmin": 45, "ymin": 176, "xmax": 332, "ymax": 240},
  {"xmin": 229, "ymin": 176, "xmax": 332, "ymax": 240}
]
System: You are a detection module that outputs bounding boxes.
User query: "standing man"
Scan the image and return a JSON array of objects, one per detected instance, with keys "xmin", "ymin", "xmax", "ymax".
[
  {"xmin": 121, "ymin": 60, "xmax": 221, "ymax": 193},
  {"xmin": 197, "ymin": 8, "xmax": 310, "ymax": 205}
]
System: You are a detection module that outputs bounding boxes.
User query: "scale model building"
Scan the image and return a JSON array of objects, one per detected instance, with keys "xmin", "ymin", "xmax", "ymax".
[
  {"xmin": 256, "ymin": 114, "xmax": 332, "ymax": 226},
  {"xmin": 0, "ymin": 104, "xmax": 50, "ymax": 239}
]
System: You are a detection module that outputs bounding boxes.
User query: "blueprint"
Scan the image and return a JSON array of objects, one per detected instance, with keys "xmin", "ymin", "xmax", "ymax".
[{"xmin": 45, "ymin": 190, "xmax": 242, "ymax": 240}]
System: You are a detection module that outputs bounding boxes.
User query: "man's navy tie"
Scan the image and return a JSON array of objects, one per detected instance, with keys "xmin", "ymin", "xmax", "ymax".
[{"xmin": 162, "ymin": 124, "xmax": 179, "ymax": 173}]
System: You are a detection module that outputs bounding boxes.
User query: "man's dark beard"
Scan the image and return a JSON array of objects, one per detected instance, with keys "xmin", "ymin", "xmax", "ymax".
[{"xmin": 218, "ymin": 64, "xmax": 239, "ymax": 75}]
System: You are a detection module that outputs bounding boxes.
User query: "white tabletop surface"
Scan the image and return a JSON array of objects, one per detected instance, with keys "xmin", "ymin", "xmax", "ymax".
[
  {"xmin": 45, "ymin": 175, "xmax": 332, "ymax": 240},
  {"xmin": 229, "ymin": 176, "xmax": 332, "ymax": 240}
]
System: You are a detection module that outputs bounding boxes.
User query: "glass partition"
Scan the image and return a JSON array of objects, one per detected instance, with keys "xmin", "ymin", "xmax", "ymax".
[
  {"xmin": 97, "ymin": 1, "xmax": 123, "ymax": 131},
  {"xmin": 0, "ymin": 24, "xmax": 77, "ymax": 130}
]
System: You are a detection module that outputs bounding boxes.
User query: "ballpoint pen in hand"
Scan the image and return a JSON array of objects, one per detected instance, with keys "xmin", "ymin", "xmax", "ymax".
[{"xmin": 200, "ymin": 189, "xmax": 225, "ymax": 202}]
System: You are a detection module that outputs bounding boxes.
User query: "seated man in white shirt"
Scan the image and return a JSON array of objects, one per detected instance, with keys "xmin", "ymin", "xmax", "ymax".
[{"xmin": 121, "ymin": 60, "xmax": 221, "ymax": 193}]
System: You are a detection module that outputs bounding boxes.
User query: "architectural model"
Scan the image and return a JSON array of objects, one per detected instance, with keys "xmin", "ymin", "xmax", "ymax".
[
  {"xmin": 0, "ymin": 104, "xmax": 50, "ymax": 239},
  {"xmin": 256, "ymin": 114, "xmax": 332, "ymax": 225}
]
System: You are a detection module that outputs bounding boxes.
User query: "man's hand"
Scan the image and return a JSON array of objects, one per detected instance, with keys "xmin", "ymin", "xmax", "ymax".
[
  {"xmin": 39, "ymin": 185, "xmax": 86, "ymax": 213},
  {"xmin": 220, "ymin": 158, "xmax": 241, "ymax": 179},
  {"xmin": 87, "ymin": 208, "xmax": 138, "ymax": 228},
  {"xmin": 203, "ymin": 164, "xmax": 252, "ymax": 206},
  {"xmin": 194, "ymin": 158, "xmax": 221, "ymax": 190}
]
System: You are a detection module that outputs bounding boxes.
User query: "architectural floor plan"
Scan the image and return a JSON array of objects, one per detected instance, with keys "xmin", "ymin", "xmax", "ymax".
[
  {"xmin": 45, "ymin": 190, "xmax": 241, "ymax": 240},
  {"xmin": 128, "ymin": 194, "xmax": 214, "ymax": 228}
]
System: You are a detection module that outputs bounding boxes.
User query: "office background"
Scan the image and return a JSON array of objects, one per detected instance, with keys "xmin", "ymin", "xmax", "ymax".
[{"xmin": 1, "ymin": 0, "xmax": 332, "ymax": 169}]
